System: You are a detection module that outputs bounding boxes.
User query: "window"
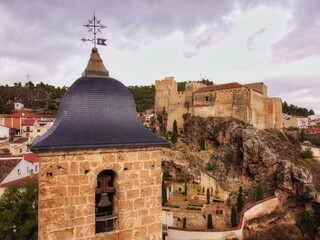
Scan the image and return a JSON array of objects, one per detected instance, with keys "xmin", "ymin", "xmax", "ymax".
[
  {"xmin": 95, "ymin": 170, "xmax": 118, "ymax": 233},
  {"xmin": 18, "ymin": 169, "xmax": 21, "ymax": 175},
  {"xmin": 26, "ymin": 127, "xmax": 30, "ymax": 132},
  {"xmin": 20, "ymin": 149, "xmax": 22, "ymax": 153},
  {"xmin": 205, "ymin": 96, "xmax": 209, "ymax": 102},
  {"xmin": 35, "ymin": 165, "xmax": 38, "ymax": 172},
  {"xmin": 37, "ymin": 129, "xmax": 41, "ymax": 132}
]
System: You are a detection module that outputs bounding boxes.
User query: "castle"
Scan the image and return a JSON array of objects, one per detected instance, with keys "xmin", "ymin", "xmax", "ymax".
[{"xmin": 155, "ymin": 77, "xmax": 282, "ymax": 131}]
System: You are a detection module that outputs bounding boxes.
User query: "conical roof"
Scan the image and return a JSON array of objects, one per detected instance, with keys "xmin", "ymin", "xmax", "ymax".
[{"xmin": 31, "ymin": 48, "xmax": 168, "ymax": 151}]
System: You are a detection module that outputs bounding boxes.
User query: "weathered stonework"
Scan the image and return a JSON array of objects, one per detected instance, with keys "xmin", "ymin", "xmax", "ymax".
[
  {"xmin": 37, "ymin": 147, "xmax": 163, "ymax": 240},
  {"xmin": 155, "ymin": 77, "xmax": 282, "ymax": 132}
]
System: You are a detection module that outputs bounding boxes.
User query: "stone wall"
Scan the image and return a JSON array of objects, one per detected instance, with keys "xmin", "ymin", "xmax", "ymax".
[
  {"xmin": 165, "ymin": 192, "xmax": 280, "ymax": 240},
  {"xmin": 37, "ymin": 147, "xmax": 163, "ymax": 240}
]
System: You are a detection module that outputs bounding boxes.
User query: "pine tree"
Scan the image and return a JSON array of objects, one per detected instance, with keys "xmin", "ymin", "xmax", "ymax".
[
  {"xmin": 231, "ymin": 206, "xmax": 237, "ymax": 227},
  {"xmin": 200, "ymin": 136, "xmax": 205, "ymax": 150},
  {"xmin": 207, "ymin": 188, "xmax": 210, "ymax": 204},
  {"xmin": 162, "ymin": 176, "xmax": 167, "ymax": 205},
  {"xmin": 256, "ymin": 182, "xmax": 264, "ymax": 201},
  {"xmin": 207, "ymin": 214, "xmax": 213, "ymax": 229},
  {"xmin": 237, "ymin": 186, "xmax": 243, "ymax": 213}
]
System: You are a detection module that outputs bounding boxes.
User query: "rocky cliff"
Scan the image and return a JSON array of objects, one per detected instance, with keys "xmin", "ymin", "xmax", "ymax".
[{"xmin": 182, "ymin": 116, "xmax": 320, "ymax": 203}]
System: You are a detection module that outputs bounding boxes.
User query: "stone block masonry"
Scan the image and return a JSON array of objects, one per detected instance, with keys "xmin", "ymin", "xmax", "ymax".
[{"xmin": 37, "ymin": 147, "xmax": 163, "ymax": 240}]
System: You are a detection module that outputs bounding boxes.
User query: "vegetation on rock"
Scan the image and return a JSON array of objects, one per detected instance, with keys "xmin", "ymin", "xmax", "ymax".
[
  {"xmin": 301, "ymin": 147, "xmax": 314, "ymax": 159},
  {"xmin": 282, "ymin": 101, "xmax": 314, "ymax": 117},
  {"xmin": 237, "ymin": 186, "xmax": 243, "ymax": 213},
  {"xmin": 207, "ymin": 214, "xmax": 213, "ymax": 229}
]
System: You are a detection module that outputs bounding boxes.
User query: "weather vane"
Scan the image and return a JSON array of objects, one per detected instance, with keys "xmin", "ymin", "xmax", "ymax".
[{"xmin": 81, "ymin": 11, "xmax": 107, "ymax": 47}]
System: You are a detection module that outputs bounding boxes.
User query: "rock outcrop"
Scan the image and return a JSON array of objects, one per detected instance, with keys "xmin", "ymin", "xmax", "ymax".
[{"xmin": 183, "ymin": 116, "xmax": 319, "ymax": 203}]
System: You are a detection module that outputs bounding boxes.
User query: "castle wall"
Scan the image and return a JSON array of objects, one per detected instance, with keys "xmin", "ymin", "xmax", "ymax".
[
  {"xmin": 37, "ymin": 147, "xmax": 163, "ymax": 240},
  {"xmin": 265, "ymin": 98, "xmax": 283, "ymax": 129},
  {"xmin": 244, "ymin": 83, "xmax": 267, "ymax": 97},
  {"xmin": 248, "ymin": 90, "xmax": 266, "ymax": 129},
  {"xmin": 231, "ymin": 88, "xmax": 249, "ymax": 123}
]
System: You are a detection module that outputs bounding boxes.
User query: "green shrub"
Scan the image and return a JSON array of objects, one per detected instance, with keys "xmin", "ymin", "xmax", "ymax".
[
  {"xmin": 163, "ymin": 168, "xmax": 171, "ymax": 178},
  {"xmin": 171, "ymin": 130, "xmax": 177, "ymax": 144},
  {"xmin": 296, "ymin": 210, "xmax": 317, "ymax": 233},
  {"xmin": 183, "ymin": 217, "xmax": 186, "ymax": 228},
  {"xmin": 302, "ymin": 147, "xmax": 314, "ymax": 159},
  {"xmin": 206, "ymin": 188, "xmax": 210, "ymax": 204},
  {"xmin": 173, "ymin": 120, "xmax": 178, "ymax": 133},
  {"xmin": 207, "ymin": 163, "xmax": 213, "ymax": 171}
]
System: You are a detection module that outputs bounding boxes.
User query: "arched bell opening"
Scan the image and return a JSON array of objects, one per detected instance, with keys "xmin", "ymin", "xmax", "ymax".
[{"xmin": 95, "ymin": 170, "xmax": 118, "ymax": 234}]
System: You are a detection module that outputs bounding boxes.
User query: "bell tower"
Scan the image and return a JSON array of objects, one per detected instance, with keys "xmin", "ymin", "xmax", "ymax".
[{"xmin": 32, "ymin": 47, "xmax": 168, "ymax": 239}]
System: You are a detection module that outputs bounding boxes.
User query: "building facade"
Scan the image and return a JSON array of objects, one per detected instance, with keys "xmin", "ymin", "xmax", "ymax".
[{"xmin": 155, "ymin": 77, "xmax": 282, "ymax": 132}]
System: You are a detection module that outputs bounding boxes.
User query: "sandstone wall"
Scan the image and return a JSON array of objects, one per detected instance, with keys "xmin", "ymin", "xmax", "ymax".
[
  {"xmin": 231, "ymin": 88, "xmax": 248, "ymax": 123},
  {"xmin": 37, "ymin": 147, "xmax": 163, "ymax": 240},
  {"xmin": 249, "ymin": 90, "xmax": 266, "ymax": 129},
  {"xmin": 200, "ymin": 172, "xmax": 230, "ymax": 201},
  {"xmin": 244, "ymin": 83, "xmax": 267, "ymax": 97},
  {"xmin": 265, "ymin": 98, "xmax": 283, "ymax": 129}
]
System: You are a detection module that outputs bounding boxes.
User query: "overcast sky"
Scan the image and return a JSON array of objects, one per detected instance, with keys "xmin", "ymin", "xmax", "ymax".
[{"xmin": 0, "ymin": 0, "xmax": 319, "ymax": 113}]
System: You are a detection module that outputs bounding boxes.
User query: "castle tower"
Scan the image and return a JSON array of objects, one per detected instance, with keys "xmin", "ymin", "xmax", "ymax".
[{"xmin": 31, "ymin": 48, "xmax": 168, "ymax": 239}]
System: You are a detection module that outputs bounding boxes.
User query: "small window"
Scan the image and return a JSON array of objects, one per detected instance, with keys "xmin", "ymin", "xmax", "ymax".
[
  {"xmin": 27, "ymin": 167, "xmax": 29, "ymax": 172},
  {"xmin": 18, "ymin": 169, "xmax": 21, "ymax": 175},
  {"xmin": 20, "ymin": 149, "xmax": 22, "ymax": 153},
  {"xmin": 35, "ymin": 165, "xmax": 38, "ymax": 172},
  {"xmin": 37, "ymin": 129, "xmax": 41, "ymax": 132},
  {"xmin": 205, "ymin": 96, "xmax": 209, "ymax": 102}
]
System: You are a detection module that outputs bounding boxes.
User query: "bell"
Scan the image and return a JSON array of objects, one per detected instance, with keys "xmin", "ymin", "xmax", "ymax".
[{"xmin": 97, "ymin": 192, "xmax": 111, "ymax": 207}]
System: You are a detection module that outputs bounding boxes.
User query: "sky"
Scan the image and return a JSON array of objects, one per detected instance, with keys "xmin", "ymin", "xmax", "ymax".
[{"xmin": 0, "ymin": 0, "xmax": 319, "ymax": 113}]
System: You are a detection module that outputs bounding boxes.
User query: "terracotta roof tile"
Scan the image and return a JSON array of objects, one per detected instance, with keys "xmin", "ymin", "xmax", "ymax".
[
  {"xmin": 22, "ymin": 119, "xmax": 36, "ymax": 126},
  {"xmin": 4, "ymin": 110, "xmax": 41, "ymax": 118},
  {"xmin": 11, "ymin": 137, "xmax": 28, "ymax": 144},
  {"xmin": 195, "ymin": 82, "xmax": 243, "ymax": 93},
  {"xmin": 23, "ymin": 153, "xmax": 39, "ymax": 163}
]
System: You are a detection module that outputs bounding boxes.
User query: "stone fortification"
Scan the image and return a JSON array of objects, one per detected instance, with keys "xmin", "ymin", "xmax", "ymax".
[{"xmin": 155, "ymin": 77, "xmax": 282, "ymax": 132}]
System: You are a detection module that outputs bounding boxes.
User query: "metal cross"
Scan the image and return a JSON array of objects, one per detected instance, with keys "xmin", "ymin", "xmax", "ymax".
[{"xmin": 81, "ymin": 11, "xmax": 107, "ymax": 47}]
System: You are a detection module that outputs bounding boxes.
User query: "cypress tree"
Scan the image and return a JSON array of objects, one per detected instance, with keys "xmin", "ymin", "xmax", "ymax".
[
  {"xmin": 207, "ymin": 214, "xmax": 213, "ymax": 229},
  {"xmin": 183, "ymin": 217, "xmax": 186, "ymax": 228},
  {"xmin": 231, "ymin": 206, "xmax": 237, "ymax": 227},
  {"xmin": 173, "ymin": 120, "xmax": 178, "ymax": 133},
  {"xmin": 200, "ymin": 136, "xmax": 205, "ymax": 150},
  {"xmin": 256, "ymin": 182, "xmax": 264, "ymax": 201},
  {"xmin": 171, "ymin": 130, "xmax": 177, "ymax": 144},
  {"xmin": 207, "ymin": 188, "xmax": 210, "ymax": 204},
  {"xmin": 184, "ymin": 182, "xmax": 187, "ymax": 196},
  {"xmin": 237, "ymin": 186, "xmax": 243, "ymax": 213},
  {"xmin": 202, "ymin": 186, "xmax": 205, "ymax": 194},
  {"xmin": 162, "ymin": 176, "xmax": 167, "ymax": 205}
]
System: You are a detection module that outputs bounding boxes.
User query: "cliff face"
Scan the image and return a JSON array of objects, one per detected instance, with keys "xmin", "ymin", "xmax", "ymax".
[{"xmin": 183, "ymin": 116, "xmax": 320, "ymax": 203}]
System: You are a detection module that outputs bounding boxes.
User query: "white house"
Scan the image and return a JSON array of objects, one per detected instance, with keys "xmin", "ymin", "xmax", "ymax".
[
  {"xmin": 283, "ymin": 115, "xmax": 308, "ymax": 129},
  {"xmin": 0, "ymin": 125, "xmax": 15, "ymax": 141},
  {"xmin": 14, "ymin": 102, "xmax": 24, "ymax": 110},
  {"xmin": 0, "ymin": 152, "xmax": 39, "ymax": 185}
]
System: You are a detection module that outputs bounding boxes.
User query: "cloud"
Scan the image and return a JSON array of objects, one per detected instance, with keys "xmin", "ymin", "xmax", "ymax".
[
  {"xmin": 264, "ymin": 75, "xmax": 320, "ymax": 114},
  {"xmin": 247, "ymin": 28, "xmax": 266, "ymax": 51},
  {"xmin": 271, "ymin": 0, "xmax": 320, "ymax": 62}
]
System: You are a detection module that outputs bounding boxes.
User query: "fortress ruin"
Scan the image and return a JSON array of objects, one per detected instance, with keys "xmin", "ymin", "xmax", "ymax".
[{"xmin": 155, "ymin": 77, "xmax": 282, "ymax": 132}]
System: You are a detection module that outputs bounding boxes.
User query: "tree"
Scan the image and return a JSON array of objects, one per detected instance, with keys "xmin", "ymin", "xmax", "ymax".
[
  {"xmin": 184, "ymin": 182, "xmax": 188, "ymax": 196},
  {"xmin": 202, "ymin": 186, "xmax": 205, "ymax": 194},
  {"xmin": 0, "ymin": 179, "xmax": 38, "ymax": 240},
  {"xmin": 171, "ymin": 130, "xmax": 177, "ymax": 144},
  {"xmin": 231, "ymin": 206, "xmax": 237, "ymax": 227},
  {"xmin": 237, "ymin": 186, "xmax": 243, "ymax": 213},
  {"xmin": 296, "ymin": 210, "xmax": 317, "ymax": 233},
  {"xmin": 183, "ymin": 217, "xmax": 187, "ymax": 228},
  {"xmin": 206, "ymin": 188, "xmax": 210, "ymax": 204},
  {"xmin": 162, "ymin": 176, "xmax": 167, "ymax": 205},
  {"xmin": 207, "ymin": 214, "xmax": 213, "ymax": 229},
  {"xmin": 256, "ymin": 182, "xmax": 264, "ymax": 201},
  {"xmin": 173, "ymin": 120, "xmax": 178, "ymax": 134},
  {"xmin": 200, "ymin": 136, "xmax": 205, "ymax": 150},
  {"xmin": 300, "ymin": 129, "xmax": 306, "ymax": 142}
]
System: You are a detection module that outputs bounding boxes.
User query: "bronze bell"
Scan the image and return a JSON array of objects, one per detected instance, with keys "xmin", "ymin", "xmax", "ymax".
[{"xmin": 97, "ymin": 192, "xmax": 111, "ymax": 207}]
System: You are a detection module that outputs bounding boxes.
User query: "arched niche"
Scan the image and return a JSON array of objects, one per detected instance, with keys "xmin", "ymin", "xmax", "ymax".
[{"xmin": 95, "ymin": 169, "xmax": 118, "ymax": 234}]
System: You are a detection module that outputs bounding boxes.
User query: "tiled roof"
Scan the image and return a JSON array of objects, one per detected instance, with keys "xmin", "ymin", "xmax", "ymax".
[
  {"xmin": 4, "ymin": 110, "xmax": 41, "ymax": 118},
  {"xmin": 22, "ymin": 119, "xmax": 36, "ymax": 126},
  {"xmin": 0, "ymin": 158, "xmax": 21, "ymax": 183},
  {"xmin": 195, "ymin": 82, "xmax": 243, "ymax": 93},
  {"xmin": 23, "ymin": 153, "xmax": 39, "ymax": 163},
  {"xmin": 0, "ymin": 174, "xmax": 38, "ymax": 188},
  {"xmin": 11, "ymin": 137, "xmax": 28, "ymax": 144},
  {"xmin": 305, "ymin": 129, "xmax": 320, "ymax": 132}
]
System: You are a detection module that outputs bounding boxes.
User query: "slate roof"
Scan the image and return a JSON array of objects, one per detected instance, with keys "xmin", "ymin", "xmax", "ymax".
[
  {"xmin": 31, "ymin": 76, "xmax": 168, "ymax": 150},
  {"xmin": 195, "ymin": 82, "xmax": 243, "ymax": 93}
]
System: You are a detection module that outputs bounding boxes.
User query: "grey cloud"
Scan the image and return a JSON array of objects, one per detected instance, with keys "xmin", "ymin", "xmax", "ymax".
[
  {"xmin": 247, "ymin": 28, "xmax": 266, "ymax": 51},
  {"xmin": 264, "ymin": 75, "xmax": 320, "ymax": 113},
  {"xmin": 271, "ymin": 0, "xmax": 320, "ymax": 62}
]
